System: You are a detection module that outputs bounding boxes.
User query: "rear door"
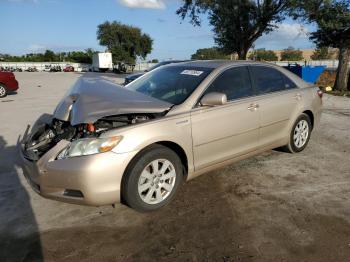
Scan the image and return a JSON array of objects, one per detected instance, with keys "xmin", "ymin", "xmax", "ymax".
[
  {"xmin": 191, "ymin": 66, "xmax": 260, "ymax": 170},
  {"xmin": 249, "ymin": 65, "xmax": 302, "ymax": 147}
]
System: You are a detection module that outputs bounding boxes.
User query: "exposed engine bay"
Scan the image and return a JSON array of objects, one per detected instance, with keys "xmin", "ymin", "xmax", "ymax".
[
  {"xmin": 24, "ymin": 113, "xmax": 160, "ymax": 161},
  {"xmin": 22, "ymin": 77, "xmax": 173, "ymax": 161}
]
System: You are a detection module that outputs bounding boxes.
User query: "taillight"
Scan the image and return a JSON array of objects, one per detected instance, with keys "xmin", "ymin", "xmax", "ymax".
[{"xmin": 317, "ymin": 90, "xmax": 323, "ymax": 99}]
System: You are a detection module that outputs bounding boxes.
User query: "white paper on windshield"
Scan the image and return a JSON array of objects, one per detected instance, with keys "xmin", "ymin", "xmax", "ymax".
[{"xmin": 181, "ymin": 70, "xmax": 204, "ymax": 76}]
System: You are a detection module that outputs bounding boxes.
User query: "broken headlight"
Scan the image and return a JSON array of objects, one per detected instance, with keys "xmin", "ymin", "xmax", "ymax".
[{"xmin": 57, "ymin": 136, "xmax": 122, "ymax": 159}]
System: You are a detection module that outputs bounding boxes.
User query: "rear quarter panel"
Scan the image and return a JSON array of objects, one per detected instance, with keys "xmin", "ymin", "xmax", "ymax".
[
  {"xmin": 277, "ymin": 86, "xmax": 322, "ymax": 146},
  {"xmin": 299, "ymin": 86, "xmax": 322, "ymax": 128}
]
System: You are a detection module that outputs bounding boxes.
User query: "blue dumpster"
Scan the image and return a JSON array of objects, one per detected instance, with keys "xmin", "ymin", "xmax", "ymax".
[{"xmin": 284, "ymin": 64, "xmax": 326, "ymax": 83}]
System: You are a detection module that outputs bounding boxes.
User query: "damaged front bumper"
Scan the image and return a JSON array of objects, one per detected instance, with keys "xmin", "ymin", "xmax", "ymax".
[{"xmin": 18, "ymin": 125, "xmax": 137, "ymax": 206}]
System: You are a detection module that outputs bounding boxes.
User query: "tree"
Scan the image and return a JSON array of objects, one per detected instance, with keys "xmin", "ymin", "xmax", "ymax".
[
  {"xmin": 150, "ymin": 59, "xmax": 159, "ymax": 63},
  {"xmin": 280, "ymin": 47, "xmax": 304, "ymax": 61},
  {"xmin": 67, "ymin": 51, "xmax": 93, "ymax": 63},
  {"xmin": 0, "ymin": 49, "xmax": 95, "ymax": 63},
  {"xmin": 311, "ymin": 47, "xmax": 331, "ymax": 60},
  {"xmin": 191, "ymin": 47, "xmax": 227, "ymax": 60},
  {"xmin": 85, "ymin": 48, "xmax": 95, "ymax": 61},
  {"xmin": 43, "ymin": 50, "xmax": 56, "ymax": 62},
  {"xmin": 97, "ymin": 21, "xmax": 153, "ymax": 64},
  {"xmin": 177, "ymin": 0, "xmax": 289, "ymax": 60},
  {"xmin": 249, "ymin": 48, "xmax": 278, "ymax": 61},
  {"xmin": 290, "ymin": 0, "xmax": 350, "ymax": 91}
]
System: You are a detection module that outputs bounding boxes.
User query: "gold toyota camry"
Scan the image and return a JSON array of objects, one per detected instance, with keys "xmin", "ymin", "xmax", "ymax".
[{"xmin": 19, "ymin": 61, "xmax": 322, "ymax": 212}]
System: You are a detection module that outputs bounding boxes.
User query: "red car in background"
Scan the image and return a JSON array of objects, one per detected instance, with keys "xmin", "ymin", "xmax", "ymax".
[
  {"xmin": 63, "ymin": 65, "xmax": 74, "ymax": 72},
  {"xmin": 0, "ymin": 72, "xmax": 19, "ymax": 98}
]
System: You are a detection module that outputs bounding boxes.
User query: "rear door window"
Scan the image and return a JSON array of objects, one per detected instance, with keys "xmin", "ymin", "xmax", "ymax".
[
  {"xmin": 250, "ymin": 66, "xmax": 286, "ymax": 94},
  {"xmin": 204, "ymin": 66, "xmax": 253, "ymax": 101}
]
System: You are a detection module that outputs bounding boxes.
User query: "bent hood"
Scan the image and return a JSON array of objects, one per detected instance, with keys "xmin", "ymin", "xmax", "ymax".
[{"xmin": 53, "ymin": 76, "xmax": 172, "ymax": 125}]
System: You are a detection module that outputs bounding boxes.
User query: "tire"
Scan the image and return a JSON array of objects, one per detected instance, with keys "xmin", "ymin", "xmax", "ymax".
[
  {"xmin": 0, "ymin": 84, "xmax": 7, "ymax": 98},
  {"xmin": 282, "ymin": 113, "xmax": 312, "ymax": 153},
  {"xmin": 122, "ymin": 144, "xmax": 183, "ymax": 212}
]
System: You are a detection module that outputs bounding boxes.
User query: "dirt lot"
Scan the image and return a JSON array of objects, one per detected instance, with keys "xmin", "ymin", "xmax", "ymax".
[{"xmin": 0, "ymin": 72, "xmax": 350, "ymax": 262}]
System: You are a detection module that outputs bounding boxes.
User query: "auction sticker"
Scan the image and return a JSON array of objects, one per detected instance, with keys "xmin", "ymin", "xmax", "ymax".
[{"xmin": 181, "ymin": 70, "xmax": 204, "ymax": 76}]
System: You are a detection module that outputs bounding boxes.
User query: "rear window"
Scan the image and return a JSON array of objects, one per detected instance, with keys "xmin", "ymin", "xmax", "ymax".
[
  {"xmin": 250, "ymin": 66, "xmax": 285, "ymax": 94},
  {"xmin": 126, "ymin": 66, "xmax": 213, "ymax": 105}
]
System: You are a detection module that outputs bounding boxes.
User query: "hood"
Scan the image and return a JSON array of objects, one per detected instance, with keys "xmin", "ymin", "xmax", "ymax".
[{"xmin": 53, "ymin": 76, "xmax": 172, "ymax": 125}]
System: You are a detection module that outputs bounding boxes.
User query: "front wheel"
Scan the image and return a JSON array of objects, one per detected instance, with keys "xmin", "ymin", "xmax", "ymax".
[
  {"xmin": 282, "ymin": 113, "xmax": 312, "ymax": 153},
  {"xmin": 122, "ymin": 145, "xmax": 183, "ymax": 212},
  {"xmin": 0, "ymin": 84, "xmax": 7, "ymax": 98}
]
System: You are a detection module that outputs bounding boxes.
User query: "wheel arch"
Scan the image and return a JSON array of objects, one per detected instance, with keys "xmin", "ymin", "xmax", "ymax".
[
  {"xmin": 0, "ymin": 82, "xmax": 8, "ymax": 97},
  {"xmin": 155, "ymin": 141, "xmax": 189, "ymax": 179},
  {"xmin": 302, "ymin": 110, "xmax": 314, "ymax": 130},
  {"xmin": 120, "ymin": 141, "xmax": 189, "ymax": 203}
]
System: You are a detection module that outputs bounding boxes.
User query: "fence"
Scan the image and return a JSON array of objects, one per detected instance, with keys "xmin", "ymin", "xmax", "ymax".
[
  {"xmin": 133, "ymin": 62, "xmax": 157, "ymax": 71},
  {"xmin": 1, "ymin": 60, "xmax": 346, "ymax": 72},
  {"xmin": 0, "ymin": 62, "xmax": 90, "ymax": 72},
  {"xmin": 273, "ymin": 60, "xmax": 342, "ymax": 69}
]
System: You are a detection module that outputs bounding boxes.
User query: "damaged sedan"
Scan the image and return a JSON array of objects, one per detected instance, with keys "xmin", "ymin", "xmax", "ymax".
[{"xmin": 19, "ymin": 61, "xmax": 322, "ymax": 212}]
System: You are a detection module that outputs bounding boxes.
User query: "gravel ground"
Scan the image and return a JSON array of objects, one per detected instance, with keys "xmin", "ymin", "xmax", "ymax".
[{"xmin": 0, "ymin": 72, "xmax": 349, "ymax": 262}]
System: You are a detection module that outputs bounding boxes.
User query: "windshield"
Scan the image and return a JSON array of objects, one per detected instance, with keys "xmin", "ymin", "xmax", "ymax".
[{"xmin": 126, "ymin": 66, "xmax": 213, "ymax": 105}]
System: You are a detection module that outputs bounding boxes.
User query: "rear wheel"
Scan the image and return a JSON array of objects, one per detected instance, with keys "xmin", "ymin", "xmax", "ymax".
[
  {"xmin": 282, "ymin": 113, "xmax": 312, "ymax": 153},
  {"xmin": 122, "ymin": 145, "xmax": 183, "ymax": 212},
  {"xmin": 0, "ymin": 84, "xmax": 7, "ymax": 98}
]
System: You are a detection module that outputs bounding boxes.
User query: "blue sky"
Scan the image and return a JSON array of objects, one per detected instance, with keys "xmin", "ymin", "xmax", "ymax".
[{"xmin": 0, "ymin": 0, "xmax": 315, "ymax": 60}]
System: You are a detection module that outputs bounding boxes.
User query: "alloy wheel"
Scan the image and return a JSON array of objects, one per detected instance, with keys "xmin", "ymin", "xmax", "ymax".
[
  {"xmin": 138, "ymin": 159, "xmax": 176, "ymax": 205},
  {"xmin": 293, "ymin": 119, "xmax": 309, "ymax": 148},
  {"xmin": 0, "ymin": 86, "xmax": 6, "ymax": 97}
]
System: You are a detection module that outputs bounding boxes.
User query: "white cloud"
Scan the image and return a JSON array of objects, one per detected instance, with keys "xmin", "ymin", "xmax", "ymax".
[
  {"xmin": 255, "ymin": 23, "xmax": 313, "ymax": 50},
  {"xmin": 118, "ymin": 0, "xmax": 166, "ymax": 9}
]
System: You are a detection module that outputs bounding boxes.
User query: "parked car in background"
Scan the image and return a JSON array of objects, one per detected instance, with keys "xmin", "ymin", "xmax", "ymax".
[
  {"xmin": 0, "ymin": 71, "xmax": 19, "ymax": 98},
  {"xmin": 50, "ymin": 65, "xmax": 62, "ymax": 72},
  {"xmin": 123, "ymin": 60, "xmax": 189, "ymax": 85},
  {"xmin": 19, "ymin": 61, "xmax": 322, "ymax": 212},
  {"xmin": 0, "ymin": 66, "xmax": 24, "ymax": 72},
  {"xmin": 25, "ymin": 67, "xmax": 38, "ymax": 72},
  {"xmin": 43, "ymin": 65, "xmax": 51, "ymax": 72},
  {"xmin": 63, "ymin": 65, "xmax": 74, "ymax": 72},
  {"xmin": 81, "ymin": 66, "xmax": 90, "ymax": 72}
]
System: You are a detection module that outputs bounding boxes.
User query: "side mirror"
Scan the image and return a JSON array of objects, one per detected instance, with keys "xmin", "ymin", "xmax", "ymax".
[{"xmin": 200, "ymin": 92, "xmax": 227, "ymax": 106}]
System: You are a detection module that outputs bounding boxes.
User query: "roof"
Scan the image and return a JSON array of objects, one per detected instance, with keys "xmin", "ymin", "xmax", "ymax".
[
  {"xmin": 167, "ymin": 60, "xmax": 312, "ymax": 88},
  {"xmin": 167, "ymin": 60, "xmax": 276, "ymax": 69}
]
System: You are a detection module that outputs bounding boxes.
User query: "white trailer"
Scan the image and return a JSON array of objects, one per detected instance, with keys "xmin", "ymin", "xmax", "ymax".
[{"xmin": 92, "ymin": 52, "xmax": 113, "ymax": 72}]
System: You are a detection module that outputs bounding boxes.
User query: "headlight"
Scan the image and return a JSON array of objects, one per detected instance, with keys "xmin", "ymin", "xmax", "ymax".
[{"xmin": 57, "ymin": 136, "xmax": 122, "ymax": 159}]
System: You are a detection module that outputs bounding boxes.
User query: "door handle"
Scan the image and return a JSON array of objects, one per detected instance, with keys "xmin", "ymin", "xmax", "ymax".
[
  {"xmin": 294, "ymin": 93, "xmax": 302, "ymax": 100},
  {"xmin": 248, "ymin": 103, "xmax": 259, "ymax": 111}
]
